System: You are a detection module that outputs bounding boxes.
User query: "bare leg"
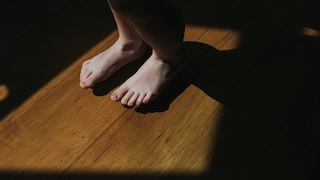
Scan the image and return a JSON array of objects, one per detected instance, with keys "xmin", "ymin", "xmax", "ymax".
[
  {"xmin": 109, "ymin": 0, "xmax": 185, "ymax": 106},
  {"xmin": 79, "ymin": 4, "xmax": 148, "ymax": 88}
]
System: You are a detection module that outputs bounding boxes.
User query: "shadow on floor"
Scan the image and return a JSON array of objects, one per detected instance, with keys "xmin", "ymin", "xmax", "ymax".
[
  {"xmin": 0, "ymin": 0, "xmax": 319, "ymax": 179},
  {"xmin": 0, "ymin": 0, "xmax": 304, "ymax": 119},
  {"xmin": 0, "ymin": 0, "xmax": 115, "ymax": 119},
  {"xmin": 208, "ymin": 3, "xmax": 320, "ymax": 179},
  {"xmin": 208, "ymin": 27, "xmax": 320, "ymax": 180}
]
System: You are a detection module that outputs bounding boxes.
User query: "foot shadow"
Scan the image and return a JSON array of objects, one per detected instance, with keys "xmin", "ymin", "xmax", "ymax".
[
  {"xmin": 138, "ymin": 41, "xmax": 257, "ymax": 113},
  {"xmin": 135, "ymin": 42, "xmax": 222, "ymax": 113},
  {"xmin": 136, "ymin": 41, "xmax": 254, "ymax": 113},
  {"xmin": 91, "ymin": 41, "xmax": 246, "ymax": 113}
]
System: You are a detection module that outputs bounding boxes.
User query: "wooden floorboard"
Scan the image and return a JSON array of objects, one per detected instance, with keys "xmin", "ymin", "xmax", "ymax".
[{"xmin": 1, "ymin": 0, "xmax": 319, "ymax": 179}]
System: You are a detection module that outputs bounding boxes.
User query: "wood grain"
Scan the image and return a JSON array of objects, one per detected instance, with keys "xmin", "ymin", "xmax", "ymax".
[{"xmin": 1, "ymin": 0, "xmax": 319, "ymax": 179}]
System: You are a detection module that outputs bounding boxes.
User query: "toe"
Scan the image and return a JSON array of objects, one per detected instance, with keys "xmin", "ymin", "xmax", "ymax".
[
  {"xmin": 80, "ymin": 69, "xmax": 92, "ymax": 81},
  {"xmin": 136, "ymin": 93, "xmax": 146, "ymax": 106},
  {"xmin": 121, "ymin": 91, "xmax": 134, "ymax": 105},
  {"xmin": 143, "ymin": 92, "xmax": 157, "ymax": 104},
  {"xmin": 80, "ymin": 79, "xmax": 92, "ymax": 88},
  {"xmin": 82, "ymin": 60, "xmax": 91, "ymax": 66},
  {"xmin": 111, "ymin": 85, "xmax": 129, "ymax": 102},
  {"xmin": 79, "ymin": 73, "xmax": 95, "ymax": 88},
  {"xmin": 127, "ymin": 93, "xmax": 140, "ymax": 106}
]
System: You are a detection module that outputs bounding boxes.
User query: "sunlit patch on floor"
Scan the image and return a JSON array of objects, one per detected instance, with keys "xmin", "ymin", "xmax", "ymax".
[
  {"xmin": 302, "ymin": 27, "xmax": 320, "ymax": 38},
  {"xmin": 0, "ymin": 84, "xmax": 9, "ymax": 102},
  {"xmin": 185, "ymin": 25, "xmax": 242, "ymax": 51}
]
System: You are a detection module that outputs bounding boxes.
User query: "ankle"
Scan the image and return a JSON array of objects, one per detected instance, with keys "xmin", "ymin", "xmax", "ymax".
[
  {"xmin": 117, "ymin": 38, "xmax": 145, "ymax": 51},
  {"xmin": 153, "ymin": 47, "xmax": 186, "ymax": 66}
]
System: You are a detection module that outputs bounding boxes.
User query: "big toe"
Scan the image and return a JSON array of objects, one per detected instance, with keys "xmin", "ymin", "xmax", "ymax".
[
  {"xmin": 111, "ymin": 85, "xmax": 128, "ymax": 102},
  {"xmin": 80, "ymin": 76, "xmax": 95, "ymax": 88}
]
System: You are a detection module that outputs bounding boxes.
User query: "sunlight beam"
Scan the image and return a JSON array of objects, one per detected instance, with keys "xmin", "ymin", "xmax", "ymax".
[{"xmin": 0, "ymin": 84, "xmax": 9, "ymax": 102}]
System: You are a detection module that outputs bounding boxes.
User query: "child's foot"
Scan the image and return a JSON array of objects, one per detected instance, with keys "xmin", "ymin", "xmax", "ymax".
[
  {"xmin": 110, "ymin": 52, "xmax": 185, "ymax": 106},
  {"xmin": 80, "ymin": 39, "xmax": 147, "ymax": 88}
]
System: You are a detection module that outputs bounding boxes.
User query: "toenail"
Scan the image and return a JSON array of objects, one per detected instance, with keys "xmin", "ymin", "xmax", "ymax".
[{"xmin": 111, "ymin": 95, "xmax": 118, "ymax": 101}]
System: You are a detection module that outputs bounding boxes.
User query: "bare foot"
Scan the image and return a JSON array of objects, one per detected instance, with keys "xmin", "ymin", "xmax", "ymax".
[
  {"xmin": 110, "ymin": 52, "xmax": 185, "ymax": 106},
  {"xmin": 79, "ymin": 39, "xmax": 147, "ymax": 88}
]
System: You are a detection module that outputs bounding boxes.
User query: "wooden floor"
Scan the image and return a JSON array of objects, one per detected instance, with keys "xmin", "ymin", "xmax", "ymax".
[{"xmin": 1, "ymin": 0, "xmax": 319, "ymax": 179}]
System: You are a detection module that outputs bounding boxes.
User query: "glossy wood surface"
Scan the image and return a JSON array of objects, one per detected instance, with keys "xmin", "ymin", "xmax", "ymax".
[{"xmin": 1, "ymin": 0, "xmax": 319, "ymax": 179}]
